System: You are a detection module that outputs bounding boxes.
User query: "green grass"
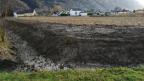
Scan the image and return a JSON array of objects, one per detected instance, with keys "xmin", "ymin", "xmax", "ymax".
[{"xmin": 0, "ymin": 67, "xmax": 144, "ymax": 81}]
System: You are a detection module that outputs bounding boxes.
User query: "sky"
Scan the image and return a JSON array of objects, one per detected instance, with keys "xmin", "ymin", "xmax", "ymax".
[{"xmin": 137, "ymin": 0, "xmax": 144, "ymax": 7}]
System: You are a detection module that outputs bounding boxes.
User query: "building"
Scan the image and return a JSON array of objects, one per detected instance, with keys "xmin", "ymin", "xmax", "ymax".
[
  {"xmin": 69, "ymin": 8, "xmax": 82, "ymax": 16},
  {"xmin": 93, "ymin": 11, "xmax": 105, "ymax": 16},
  {"xmin": 58, "ymin": 10, "xmax": 70, "ymax": 16},
  {"xmin": 13, "ymin": 9, "xmax": 37, "ymax": 17},
  {"xmin": 135, "ymin": 9, "xmax": 144, "ymax": 14},
  {"xmin": 118, "ymin": 9, "xmax": 130, "ymax": 15},
  {"xmin": 80, "ymin": 12, "xmax": 87, "ymax": 16},
  {"xmin": 52, "ymin": 12, "xmax": 59, "ymax": 16},
  {"xmin": 133, "ymin": 9, "xmax": 144, "ymax": 16},
  {"xmin": 111, "ymin": 9, "xmax": 130, "ymax": 16}
]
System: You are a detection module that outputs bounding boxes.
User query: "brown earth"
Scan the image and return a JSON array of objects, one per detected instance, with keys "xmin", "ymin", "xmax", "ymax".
[{"xmin": 5, "ymin": 19, "xmax": 144, "ymax": 68}]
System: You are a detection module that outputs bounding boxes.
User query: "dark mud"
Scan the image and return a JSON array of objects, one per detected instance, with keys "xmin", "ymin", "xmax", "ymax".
[{"xmin": 4, "ymin": 20, "xmax": 144, "ymax": 70}]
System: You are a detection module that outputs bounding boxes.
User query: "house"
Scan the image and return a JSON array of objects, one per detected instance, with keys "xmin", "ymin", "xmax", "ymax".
[
  {"xmin": 105, "ymin": 12, "xmax": 111, "ymax": 16},
  {"xmin": 118, "ymin": 9, "xmax": 130, "ymax": 15},
  {"xmin": 134, "ymin": 9, "xmax": 144, "ymax": 14},
  {"xmin": 111, "ymin": 9, "xmax": 130, "ymax": 16},
  {"xmin": 13, "ymin": 9, "xmax": 37, "ymax": 17},
  {"xmin": 69, "ymin": 8, "xmax": 82, "ymax": 16},
  {"xmin": 80, "ymin": 12, "xmax": 87, "ymax": 16},
  {"xmin": 58, "ymin": 10, "xmax": 70, "ymax": 16},
  {"xmin": 93, "ymin": 11, "xmax": 105, "ymax": 16},
  {"xmin": 52, "ymin": 12, "xmax": 59, "ymax": 16},
  {"xmin": 133, "ymin": 9, "xmax": 144, "ymax": 16}
]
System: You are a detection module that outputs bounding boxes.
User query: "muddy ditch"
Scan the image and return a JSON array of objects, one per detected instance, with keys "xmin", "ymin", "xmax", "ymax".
[{"xmin": 4, "ymin": 20, "xmax": 144, "ymax": 70}]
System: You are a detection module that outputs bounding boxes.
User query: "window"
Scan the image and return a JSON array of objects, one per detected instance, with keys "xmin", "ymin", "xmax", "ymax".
[{"xmin": 75, "ymin": 12, "xmax": 77, "ymax": 15}]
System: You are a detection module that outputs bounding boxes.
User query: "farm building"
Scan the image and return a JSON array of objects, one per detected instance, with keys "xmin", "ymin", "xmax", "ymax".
[
  {"xmin": 93, "ymin": 11, "xmax": 105, "ymax": 16},
  {"xmin": 116, "ymin": 11, "xmax": 130, "ymax": 16},
  {"xmin": 69, "ymin": 8, "xmax": 82, "ymax": 16},
  {"xmin": 135, "ymin": 9, "xmax": 144, "ymax": 13},
  {"xmin": 111, "ymin": 9, "xmax": 130, "ymax": 16},
  {"xmin": 133, "ymin": 9, "xmax": 144, "ymax": 16},
  {"xmin": 13, "ymin": 9, "xmax": 37, "ymax": 17},
  {"xmin": 80, "ymin": 12, "xmax": 88, "ymax": 16},
  {"xmin": 58, "ymin": 10, "xmax": 70, "ymax": 16}
]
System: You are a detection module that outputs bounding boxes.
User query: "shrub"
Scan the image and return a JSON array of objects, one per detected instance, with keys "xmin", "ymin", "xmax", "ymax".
[{"xmin": 60, "ymin": 14, "xmax": 70, "ymax": 16}]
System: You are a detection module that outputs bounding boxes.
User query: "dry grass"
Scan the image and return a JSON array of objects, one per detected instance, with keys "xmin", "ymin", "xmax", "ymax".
[
  {"xmin": 0, "ymin": 19, "xmax": 13, "ymax": 60},
  {"xmin": 15, "ymin": 16, "xmax": 144, "ymax": 26},
  {"xmin": 0, "ymin": 27, "xmax": 11, "ymax": 60}
]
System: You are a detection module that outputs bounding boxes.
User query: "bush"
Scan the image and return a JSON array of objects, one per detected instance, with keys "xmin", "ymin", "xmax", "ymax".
[
  {"xmin": 0, "ymin": 26, "xmax": 12, "ymax": 60},
  {"xmin": 87, "ymin": 13, "xmax": 93, "ymax": 16},
  {"xmin": 60, "ymin": 14, "xmax": 70, "ymax": 16}
]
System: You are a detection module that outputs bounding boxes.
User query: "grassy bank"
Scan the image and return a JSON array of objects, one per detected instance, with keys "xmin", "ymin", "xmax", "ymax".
[
  {"xmin": 0, "ymin": 24, "xmax": 12, "ymax": 60},
  {"xmin": 0, "ymin": 67, "xmax": 144, "ymax": 81}
]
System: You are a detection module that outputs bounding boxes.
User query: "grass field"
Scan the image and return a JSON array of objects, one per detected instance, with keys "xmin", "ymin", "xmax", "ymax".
[
  {"xmin": 15, "ymin": 16, "xmax": 144, "ymax": 26},
  {"xmin": 0, "ymin": 67, "xmax": 144, "ymax": 81}
]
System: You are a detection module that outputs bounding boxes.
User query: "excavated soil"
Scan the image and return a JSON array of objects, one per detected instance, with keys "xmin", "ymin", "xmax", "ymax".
[{"xmin": 4, "ymin": 20, "xmax": 144, "ymax": 70}]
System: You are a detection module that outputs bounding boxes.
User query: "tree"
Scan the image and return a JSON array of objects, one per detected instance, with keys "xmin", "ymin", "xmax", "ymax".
[
  {"xmin": 114, "ymin": 7, "xmax": 122, "ymax": 12},
  {"xmin": 0, "ymin": 0, "xmax": 13, "ymax": 17},
  {"xmin": 52, "ymin": 5, "xmax": 63, "ymax": 13},
  {"xmin": 0, "ymin": 0, "xmax": 29, "ymax": 17}
]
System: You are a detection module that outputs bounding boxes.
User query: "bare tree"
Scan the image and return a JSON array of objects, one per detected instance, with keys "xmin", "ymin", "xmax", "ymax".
[
  {"xmin": 52, "ymin": 5, "xmax": 63, "ymax": 13},
  {"xmin": 0, "ymin": 0, "xmax": 11, "ymax": 17}
]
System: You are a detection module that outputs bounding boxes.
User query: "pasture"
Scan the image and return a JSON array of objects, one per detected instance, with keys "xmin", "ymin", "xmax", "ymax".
[
  {"xmin": 16, "ymin": 16, "xmax": 144, "ymax": 26},
  {"xmin": 0, "ymin": 67, "xmax": 144, "ymax": 81}
]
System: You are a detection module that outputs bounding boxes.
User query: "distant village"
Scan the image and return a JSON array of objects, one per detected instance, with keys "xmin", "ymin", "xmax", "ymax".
[{"xmin": 13, "ymin": 6, "xmax": 144, "ymax": 17}]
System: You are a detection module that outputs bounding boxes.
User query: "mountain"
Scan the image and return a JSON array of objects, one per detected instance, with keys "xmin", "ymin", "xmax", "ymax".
[
  {"xmin": 22, "ymin": 0, "xmax": 143, "ymax": 11},
  {"xmin": 42, "ymin": 0, "xmax": 143, "ymax": 11},
  {"xmin": 0, "ymin": 0, "xmax": 29, "ymax": 10},
  {"xmin": 0, "ymin": 0, "xmax": 143, "ymax": 14}
]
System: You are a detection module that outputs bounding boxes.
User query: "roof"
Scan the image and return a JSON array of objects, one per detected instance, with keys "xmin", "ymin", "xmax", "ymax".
[
  {"xmin": 135, "ymin": 9, "xmax": 144, "ymax": 11},
  {"xmin": 71, "ymin": 8, "xmax": 82, "ymax": 11},
  {"xmin": 80, "ymin": 12, "xmax": 87, "ymax": 13},
  {"xmin": 14, "ymin": 9, "xmax": 34, "ymax": 14}
]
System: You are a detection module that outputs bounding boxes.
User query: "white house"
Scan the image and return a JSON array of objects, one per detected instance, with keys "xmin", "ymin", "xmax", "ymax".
[
  {"xmin": 80, "ymin": 12, "xmax": 87, "ymax": 16},
  {"xmin": 69, "ymin": 8, "xmax": 82, "ymax": 16},
  {"xmin": 13, "ymin": 9, "xmax": 37, "ymax": 17},
  {"xmin": 135, "ymin": 9, "xmax": 144, "ymax": 13},
  {"xmin": 58, "ymin": 10, "xmax": 70, "ymax": 16}
]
